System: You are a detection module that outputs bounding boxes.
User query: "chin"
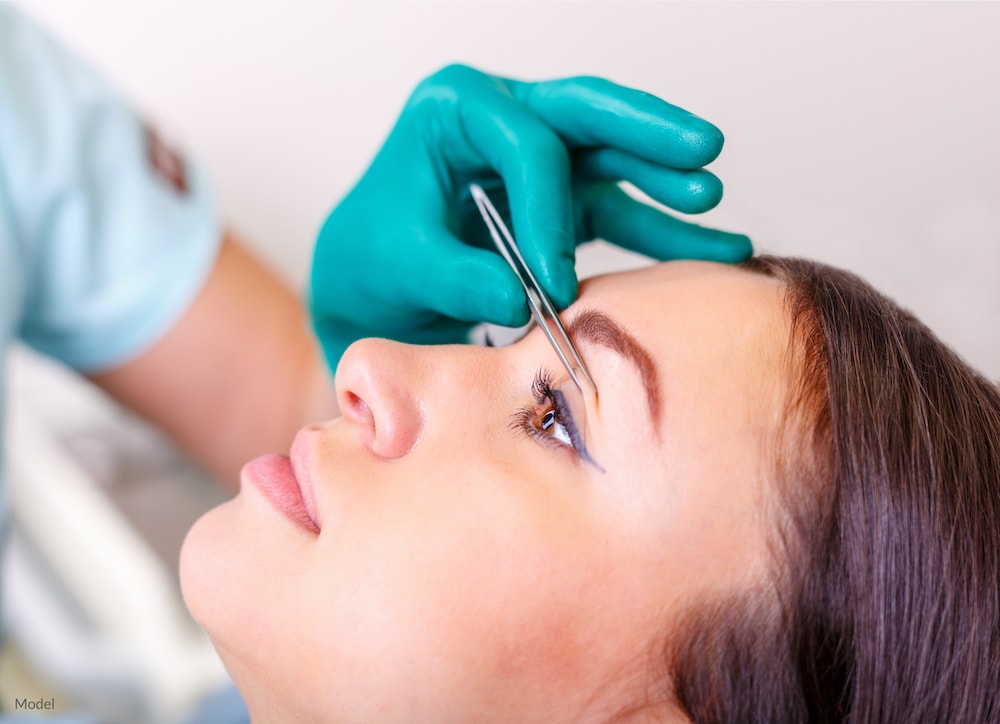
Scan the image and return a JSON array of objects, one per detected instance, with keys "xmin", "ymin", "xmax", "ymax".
[{"xmin": 179, "ymin": 499, "xmax": 239, "ymax": 627}]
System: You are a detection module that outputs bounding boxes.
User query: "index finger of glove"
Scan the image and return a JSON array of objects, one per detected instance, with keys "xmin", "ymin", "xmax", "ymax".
[
  {"xmin": 459, "ymin": 92, "xmax": 579, "ymax": 310},
  {"xmin": 506, "ymin": 76, "xmax": 724, "ymax": 170}
]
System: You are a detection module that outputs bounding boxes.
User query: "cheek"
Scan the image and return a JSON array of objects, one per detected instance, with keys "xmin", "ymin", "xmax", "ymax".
[
  {"xmin": 291, "ymin": 465, "xmax": 618, "ymax": 710},
  {"xmin": 645, "ymin": 421, "xmax": 771, "ymax": 599}
]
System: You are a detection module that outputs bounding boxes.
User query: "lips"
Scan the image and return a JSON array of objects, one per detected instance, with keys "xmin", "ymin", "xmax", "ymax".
[
  {"xmin": 291, "ymin": 431, "xmax": 321, "ymax": 528},
  {"xmin": 244, "ymin": 450, "xmax": 320, "ymax": 534}
]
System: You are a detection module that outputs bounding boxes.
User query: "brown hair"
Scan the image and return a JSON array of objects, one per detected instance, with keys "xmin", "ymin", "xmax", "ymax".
[{"xmin": 666, "ymin": 256, "xmax": 1000, "ymax": 722}]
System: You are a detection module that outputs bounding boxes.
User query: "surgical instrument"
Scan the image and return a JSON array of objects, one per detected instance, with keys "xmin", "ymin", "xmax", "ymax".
[{"xmin": 469, "ymin": 183, "xmax": 599, "ymax": 401}]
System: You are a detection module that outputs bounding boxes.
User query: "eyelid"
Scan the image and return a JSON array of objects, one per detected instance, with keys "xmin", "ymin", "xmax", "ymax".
[
  {"xmin": 515, "ymin": 368, "xmax": 604, "ymax": 472},
  {"xmin": 552, "ymin": 382, "xmax": 603, "ymax": 471},
  {"xmin": 548, "ymin": 387, "xmax": 587, "ymax": 455}
]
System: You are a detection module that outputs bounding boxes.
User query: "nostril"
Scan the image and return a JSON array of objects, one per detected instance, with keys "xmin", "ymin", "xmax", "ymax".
[
  {"xmin": 340, "ymin": 391, "xmax": 375, "ymax": 446},
  {"xmin": 334, "ymin": 339, "xmax": 425, "ymax": 459},
  {"xmin": 343, "ymin": 390, "xmax": 374, "ymax": 431}
]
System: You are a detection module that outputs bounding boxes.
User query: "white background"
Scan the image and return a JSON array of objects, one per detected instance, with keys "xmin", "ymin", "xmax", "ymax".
[{"xmin": 20, "ymin": 0, "xmax": 1000, "ymax": 378}]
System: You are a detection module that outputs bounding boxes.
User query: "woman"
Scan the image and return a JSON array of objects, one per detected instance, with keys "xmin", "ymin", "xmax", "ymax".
[{"xmin": 180, "ymin": 257, "xmax": 1000, "ymax": 722}]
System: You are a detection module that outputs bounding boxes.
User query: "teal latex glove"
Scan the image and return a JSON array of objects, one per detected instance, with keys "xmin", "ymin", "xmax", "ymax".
[{"xmin": 310, "ymin": 64, "xmax": 751, "ymax": 371}]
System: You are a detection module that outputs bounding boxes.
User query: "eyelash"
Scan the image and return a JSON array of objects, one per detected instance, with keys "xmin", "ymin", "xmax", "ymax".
[{"xmin": 510, "ymin": 368, "xmax": 584, "ymax": 458}]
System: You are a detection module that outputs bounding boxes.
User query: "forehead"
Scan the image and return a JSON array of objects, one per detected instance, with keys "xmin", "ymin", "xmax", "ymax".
[
  {"xmin": 576, "ymin": 261, "xmax": 789, "ymax": 352},
  {"xmin": 578, "ymin": 260, "xmax": 784, "ymax": 312},
  {"xmin": 576, "ymin": 259, "xmax": 793, "ymax": 450}
]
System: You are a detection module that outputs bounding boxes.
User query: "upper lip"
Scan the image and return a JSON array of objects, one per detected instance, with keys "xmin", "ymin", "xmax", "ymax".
[{"xmin": 290, "ymin": 430, "xmax": 321, "ymax": 532}]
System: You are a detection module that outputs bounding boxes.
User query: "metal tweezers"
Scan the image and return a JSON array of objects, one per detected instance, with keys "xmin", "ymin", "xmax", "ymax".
[{"xmin": 469, "ymin": 183, "xmax": 598, "ymax": 399}]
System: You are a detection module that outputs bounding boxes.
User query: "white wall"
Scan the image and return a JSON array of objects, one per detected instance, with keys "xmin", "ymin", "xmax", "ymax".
[{"xmin": 20, "ymin": 1, "xmax": 1000, "ymax": 378}]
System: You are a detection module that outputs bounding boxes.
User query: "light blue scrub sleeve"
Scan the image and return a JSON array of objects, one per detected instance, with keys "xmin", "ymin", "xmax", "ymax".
[
  {"xmin": 0, "ymin": 6, "xmax": 221, "ymax": 373},
  {"xmin": 0, "ymin": 8, "xmax": 233, "ymax": 723}
]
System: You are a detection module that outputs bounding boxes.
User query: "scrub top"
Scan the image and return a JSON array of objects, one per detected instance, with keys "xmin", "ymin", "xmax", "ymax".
[{"xmin": 0, "ymin": 3, "xmax": 219, "ymax": 617}]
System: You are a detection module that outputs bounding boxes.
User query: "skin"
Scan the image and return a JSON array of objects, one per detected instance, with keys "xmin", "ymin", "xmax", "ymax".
[
  {"xmin": 180, "ymin": 260, "xmax": 793, "ymax": 723},
  {"xmin": 89, "ymin": 231, "xmax": 338, "ymax": 485}
]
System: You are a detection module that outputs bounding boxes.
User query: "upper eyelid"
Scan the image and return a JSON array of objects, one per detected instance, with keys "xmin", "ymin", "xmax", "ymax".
[
  {"xmin": 515, "ymin": 369, "xmax": 572, "ymax": 441},
  {"xmin": 507, "ymin": 366, "xmax": 605, "ymax": 472},
  {"xmin": 534, "ymin": 369, "xmax": 604, "ymax": 471}
]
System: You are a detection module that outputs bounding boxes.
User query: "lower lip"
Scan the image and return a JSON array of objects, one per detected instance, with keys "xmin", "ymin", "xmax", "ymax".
[{"xmin": 244, "ymin": 454, "xmax": 320, "ymax": 534}]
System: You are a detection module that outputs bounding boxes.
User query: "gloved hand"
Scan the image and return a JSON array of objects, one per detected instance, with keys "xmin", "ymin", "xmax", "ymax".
[{"xmin": 309, "ymin": 64, "xmax": 752, "ymax": 370}]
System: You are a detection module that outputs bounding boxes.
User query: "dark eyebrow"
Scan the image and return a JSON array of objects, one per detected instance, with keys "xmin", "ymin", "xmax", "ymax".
[{"xmin": 568, "ymin": 308, "xmax": 661, "ymax": 425}]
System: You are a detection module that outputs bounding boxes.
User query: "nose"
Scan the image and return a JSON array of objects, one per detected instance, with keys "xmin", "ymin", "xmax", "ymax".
[{"xmin": 334, "ymin": 338, "xmax": 426, "ymax": 459}]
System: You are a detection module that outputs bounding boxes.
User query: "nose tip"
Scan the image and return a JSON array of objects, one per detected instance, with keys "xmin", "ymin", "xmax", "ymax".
[{"xmin": 335, "ymin": 339, "xmax": 424, "ymax": 459}]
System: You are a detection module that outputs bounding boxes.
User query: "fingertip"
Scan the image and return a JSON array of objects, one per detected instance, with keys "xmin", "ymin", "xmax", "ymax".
[
  {"xmin": 488, "ymin": 280, "xmax": 532, "ymax": 327},
  {"xmin": 556, "ymin": 256, "xmax": 579, "ymax": 309},
  {"xmin": 582, "ymin": 179, "xmax": 753, "ymax": 264},
  {"xmin": 507, "ymin": 300, "xmax": 533, "ymax": 328},
  {"xmin": 680, "ymin": 171, "xmax": 724, "ymax": 213},
  {"xmin": 679, "ymin": 121, "xmax": 725, "ymax": 168},
  {"xmin": 471, "ymin": 258, "xmax": 533, "ymax": 328},
  {"xmin": 531, "ymin": 250, "xmax": 578, "ymax": 309},
  {"xmin": 714, "ymin": 232, "xmax": 754, "ymax": 263},
  {"xmin": 703, "ymin": 121, "xmax": 726, "ymax": 155}
]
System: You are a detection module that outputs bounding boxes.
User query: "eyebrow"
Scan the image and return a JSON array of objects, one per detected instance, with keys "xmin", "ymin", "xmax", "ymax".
[{"xmin": 568, "ymin": 308, "xmax": 661, "ymax": 425}]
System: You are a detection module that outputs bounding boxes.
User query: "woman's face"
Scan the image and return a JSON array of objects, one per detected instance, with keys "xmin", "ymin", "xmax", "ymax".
[{"xmin": 181, "ymin": 261, "xmax": 792, "ymax": 722}]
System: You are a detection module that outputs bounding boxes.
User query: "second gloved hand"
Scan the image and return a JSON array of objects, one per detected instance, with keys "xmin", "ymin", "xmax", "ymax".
[{"xmin": 309, "ymin": 64, "xmax": 752, "ymax": 371}]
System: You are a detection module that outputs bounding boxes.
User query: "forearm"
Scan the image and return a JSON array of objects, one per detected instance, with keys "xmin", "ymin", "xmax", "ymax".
[{"xmin": 89, "ymin": 231, "xmax": 338, "ymax": 488}]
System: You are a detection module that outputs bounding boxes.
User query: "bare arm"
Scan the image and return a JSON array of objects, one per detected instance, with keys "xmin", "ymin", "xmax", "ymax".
[{"xmin": 89, "ymin": 230, "xmax": 339, "ymax": 488}]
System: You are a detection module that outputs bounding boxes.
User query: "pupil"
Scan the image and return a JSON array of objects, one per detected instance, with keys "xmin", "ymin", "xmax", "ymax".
[{"xmin": 542, "ymin": 410, "xmax": 556, "ymax": 431}]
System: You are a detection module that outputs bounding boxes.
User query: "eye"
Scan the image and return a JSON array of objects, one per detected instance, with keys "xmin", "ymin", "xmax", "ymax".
[
  {"xmin": 510, "ymin": 368, "xmax": 604, "ymax": 471},
  {"xmin": 539, "ymin": 408, "xmax": 573, "ymax": 447},
  {"xmin": 509, "ymin": 368, "xmax": 583, "ymax": 456}
]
